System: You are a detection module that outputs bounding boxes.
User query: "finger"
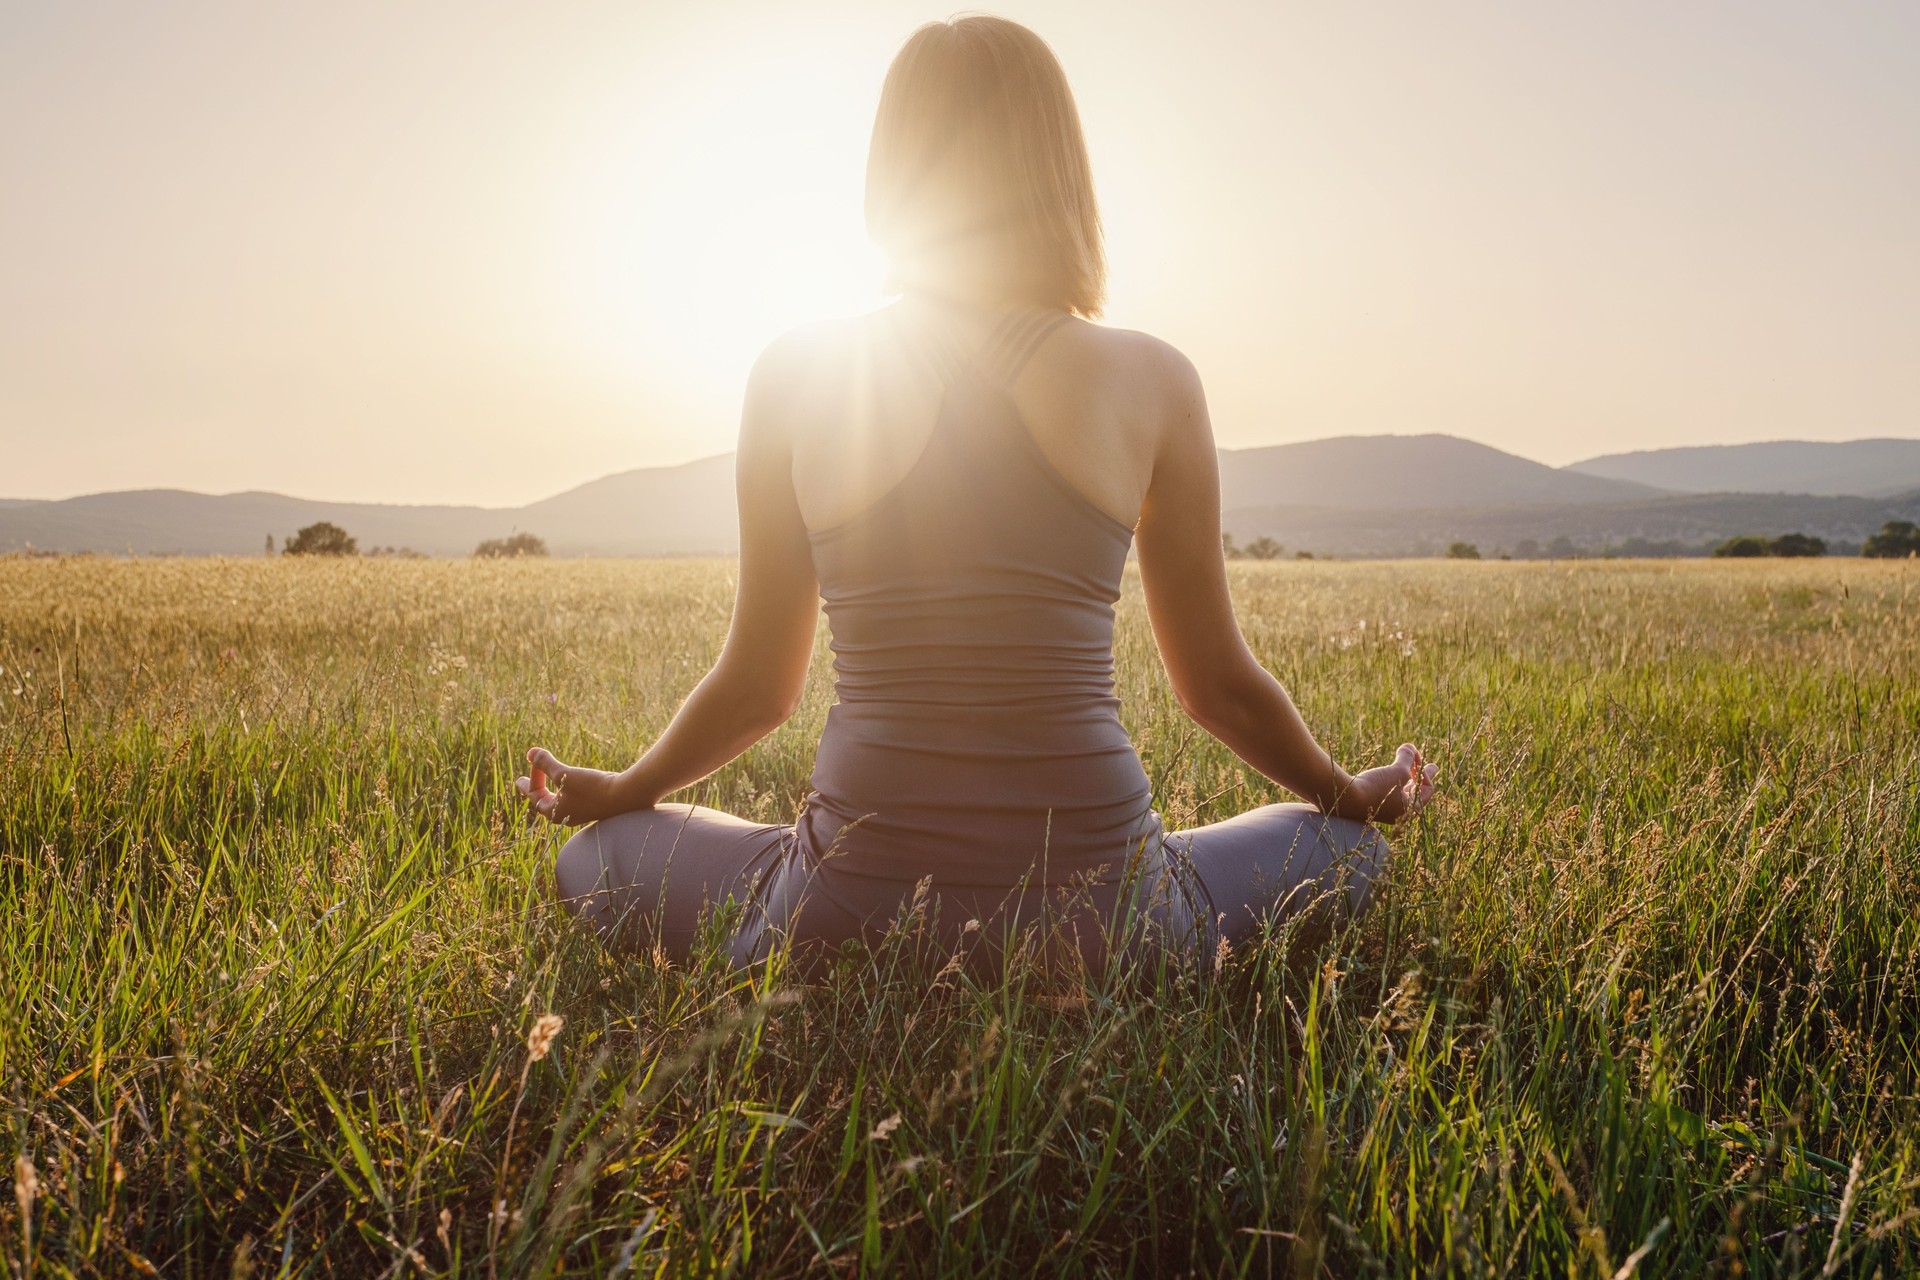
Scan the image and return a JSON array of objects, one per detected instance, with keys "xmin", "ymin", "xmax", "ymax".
[
  {"xmin": 526, "ymin": 747, "xmax": 553, "ymax": 793},
  {"xmin": 1409, "ymin": 764, "xmax": 1439, "ymax": 814}
]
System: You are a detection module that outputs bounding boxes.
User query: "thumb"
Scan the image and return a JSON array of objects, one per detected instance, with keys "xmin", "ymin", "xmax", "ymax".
[{"xmin": 526, "ymin": 747, "xmax": 568, "ymax": 788}]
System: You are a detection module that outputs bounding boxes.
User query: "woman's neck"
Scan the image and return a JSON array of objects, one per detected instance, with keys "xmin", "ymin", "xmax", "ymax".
[{"xmin": 897, "ymin": 288, "xmax": 1062, "ymax": 325}]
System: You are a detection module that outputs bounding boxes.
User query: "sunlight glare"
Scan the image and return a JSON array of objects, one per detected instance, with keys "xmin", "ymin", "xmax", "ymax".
[{"xmin": 540, "ymin": 34, "xmax": 888, "ymax": 413}]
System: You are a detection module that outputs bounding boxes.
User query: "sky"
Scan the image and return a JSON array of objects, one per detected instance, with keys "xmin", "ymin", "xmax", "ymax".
[{"xmin": 3, "ymin": 0, "xmax": 1917, "ymax": 505}]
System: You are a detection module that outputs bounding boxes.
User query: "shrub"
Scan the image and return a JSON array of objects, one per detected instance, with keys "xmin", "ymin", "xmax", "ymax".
[
  {"xmin": 1447, "ymin": 541, "xmax": 1481, "ymax": 560},
  {"xmin": 1863, "ymin": 520, "xmax": 1920, "ymax": 559},
  {"xmin": 1767, "ymin": 532, "xmax": 1826, "ymax": 558},
  {"xmin": 1243, "ymin": 536, "xmax": 1283, "ymax": 561},
  {"xmin": 282, "ymin": 522, "xmax": 357, "ymax": 557},
  {"xmin": 474, "ymin": 532, "xmax": 549, "ymax": 559},
  {"xmin": 1715, "ymin": 533, "xmax": 1828, "ymax": 559}
]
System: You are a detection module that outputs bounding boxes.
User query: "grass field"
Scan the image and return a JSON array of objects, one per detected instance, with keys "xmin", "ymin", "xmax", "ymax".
[{"xmin": 3, "ymin": 556, "xmax": 1917, "ymax": 1277}]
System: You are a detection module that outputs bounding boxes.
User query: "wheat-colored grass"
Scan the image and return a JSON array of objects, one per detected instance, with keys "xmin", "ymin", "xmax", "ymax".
[{"xmin": 2, "ymin": 556, "xmax": 1916, "ymax": 1276}]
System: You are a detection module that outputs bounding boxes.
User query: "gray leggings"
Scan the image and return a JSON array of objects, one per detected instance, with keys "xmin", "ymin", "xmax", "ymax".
[{"xmin": 553, "ymin": 803, "xmax": 1389, "ymax": 973}]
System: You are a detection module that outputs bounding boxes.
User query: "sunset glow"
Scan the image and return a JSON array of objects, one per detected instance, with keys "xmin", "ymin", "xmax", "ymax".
[
  {"xmin": 536, "ymin": 30, "xmax": 891, "ymax": 398},
  {"xmin": 2, "ymin": 3, "xmax": 1916, "ymax": 504}
]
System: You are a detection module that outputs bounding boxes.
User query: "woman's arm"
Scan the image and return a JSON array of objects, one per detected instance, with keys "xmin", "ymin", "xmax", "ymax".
[
  {"xmin": 518, "ymin": 339, "xmax": 821, "ymax": 826},
  {"xmin": 1131, "ymin": 347, "xmax": 1434, "ymax": 823}
]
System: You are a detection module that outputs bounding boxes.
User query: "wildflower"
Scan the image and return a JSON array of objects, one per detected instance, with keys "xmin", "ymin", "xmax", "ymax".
[{"xmin": 527, "ymin": 1014, "xmax": 565, "ymax": 1062}]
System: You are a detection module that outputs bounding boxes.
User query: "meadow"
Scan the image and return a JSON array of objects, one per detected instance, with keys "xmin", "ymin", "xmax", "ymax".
[{"xmin": 2, "ymin": 555, "xmax": 1917, "ymax": 1278}]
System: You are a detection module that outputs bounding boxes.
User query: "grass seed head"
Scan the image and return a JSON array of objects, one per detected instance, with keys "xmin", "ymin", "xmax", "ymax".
[
  {"xmin": 14, "ymin": 1153, "xmax": 37, "ymax": 1215},
  {"xmin": 527, "ymin": 1013, "xmax": 565, "ymax": 1062}
]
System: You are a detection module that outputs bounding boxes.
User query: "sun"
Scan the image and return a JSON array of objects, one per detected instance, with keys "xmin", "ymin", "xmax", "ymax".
[{"xmin": 538, "ymin": 34, "xmax": 890, "ymax": 414}]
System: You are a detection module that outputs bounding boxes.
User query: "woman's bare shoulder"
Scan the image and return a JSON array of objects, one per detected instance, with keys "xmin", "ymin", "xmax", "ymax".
[
  {"xmin": 750, "ymin": 314, "xmax": 871, "ymax": 389},
  {"xmin": 741, "ymin": 313, "xmax": 889, "ymax": 447},
  {"xmin": 1054, "ymin": 320, "xmax": 1205, "ymax": 410}
]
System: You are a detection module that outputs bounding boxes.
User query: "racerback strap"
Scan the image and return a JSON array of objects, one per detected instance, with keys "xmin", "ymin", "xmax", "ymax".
[
  {"xmin": 978, "ymin": 306, "xmax": 1074, "ymax": 385},
  {"xmin": 889, "ymin": 303, "xmax": 1075, "ymax": 394}
]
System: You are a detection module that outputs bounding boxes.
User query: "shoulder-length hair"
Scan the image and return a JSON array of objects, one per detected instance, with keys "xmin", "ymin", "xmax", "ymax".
[{"xmin": 865, "ymin": 16, "xmax": 1106, "ymax": 318}]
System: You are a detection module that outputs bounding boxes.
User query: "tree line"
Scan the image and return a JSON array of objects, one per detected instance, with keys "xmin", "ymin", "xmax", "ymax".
[
  {"xmin": 270, "ymin": 517, "xmax": 1920, "ymax": 561},
  {"xmin": 274, "ymin": 522, "xmax": 550, "ymax": 558}
]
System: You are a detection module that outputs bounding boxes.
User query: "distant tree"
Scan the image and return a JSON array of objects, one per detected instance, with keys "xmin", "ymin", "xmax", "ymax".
[
  {"xmin": 1767, "ymin": 532, "xmax": 1826, "ymax": 558},
  {"xmin": 1294, "ymin": 550, "xmax": 1314, "ymax": 560},
  {"xmin": 1221, "ymin": 532, "xmax": 1242, "ymax": 560},
  {"xmin": 283, "ymin": 521, "xmax": 357, "ymax": 557},
  {"xmin": 1447, "ymin": 541, "xmax": 1481, "ymax": 560},
  {"xmin": 265, "ymin": 533, "xmax": 274, "ymax": 556},
  {"xmin": 474, "ymin": 532, "xmax": 549, "ymax": 559},
  {"xmin": 1547, "ymin": 536, "xmax": 1580, "ymax": 560},
  {"xmin": 1513, "ymin": 538, "xmax": 1540, "ymax": 559},
  {"xmin": 1713, "ymin": 533, "xmax": 1826, "ymax": 558},
  {"xmin": 1243, "ymin": 536, "xmax": 1283, "ymax": 560},
  {"xmin": 1863, "ymin": 520, "xmax": 1920, "ymax": 559}
]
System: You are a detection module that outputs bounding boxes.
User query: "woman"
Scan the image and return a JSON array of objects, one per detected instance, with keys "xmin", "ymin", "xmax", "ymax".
[{"xmin": 518, "ymin": 16, "xmax": 1437, "ymax": 973}]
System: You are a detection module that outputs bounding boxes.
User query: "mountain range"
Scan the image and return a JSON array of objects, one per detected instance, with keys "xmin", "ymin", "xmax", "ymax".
[
  {"xmin": 5, "ymin": 435, "xmax": 1917, "ymax": 558},
  {"xmin": 1567, "ymin": 438, "xmax": 1920, "ymax": 498}
]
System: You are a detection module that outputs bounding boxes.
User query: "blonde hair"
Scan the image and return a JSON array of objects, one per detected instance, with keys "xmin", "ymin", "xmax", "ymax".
[{"xmin": 865, "ymin": 16, "xmax": 1106, "ymax": 318}]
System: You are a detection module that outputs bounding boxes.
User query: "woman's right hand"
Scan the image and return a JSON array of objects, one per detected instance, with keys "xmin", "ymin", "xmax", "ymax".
[
  {"xmin": 1343, "ymin": 743, "xmax": 1438, "ymax": 824},
  {"xmin": 516, "ymin": 747, "xmax": 634, "ymax": 828}
]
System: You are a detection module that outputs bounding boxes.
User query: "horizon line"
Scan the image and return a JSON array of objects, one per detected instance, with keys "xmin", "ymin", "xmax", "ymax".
[{"xmin": 8, "ymin": 431, "xmax": 1920, "ymax": 508}]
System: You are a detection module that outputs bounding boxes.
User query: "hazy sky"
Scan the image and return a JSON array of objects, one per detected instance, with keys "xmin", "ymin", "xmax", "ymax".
[{"xmin": 4, "ymin": 1, "xmax": 1917, "ymax": 504}]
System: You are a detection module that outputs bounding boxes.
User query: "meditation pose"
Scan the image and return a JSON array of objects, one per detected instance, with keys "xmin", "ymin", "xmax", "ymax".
[{"xmin": 518, "ymin": 16, "xmax": 1437, "ymax": 972}]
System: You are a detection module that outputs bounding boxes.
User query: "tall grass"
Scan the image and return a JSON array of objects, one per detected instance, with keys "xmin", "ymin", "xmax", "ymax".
[{"xmin": 2, "ymin": 556, "xmax": 1916, "ymax": 1276}]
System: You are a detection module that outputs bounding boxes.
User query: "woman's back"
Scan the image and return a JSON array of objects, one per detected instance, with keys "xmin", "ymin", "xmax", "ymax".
[
  {"xmin": 783, "ymin": 300, "xmax": 1176, "ymax": 539},
  {"xmin": 793, "ymin": 305, "xmax": 1165, "ymax": 886},
  {"xmin": 531, "ymin": 16, "xmax": 1427, "ymax": 972}
]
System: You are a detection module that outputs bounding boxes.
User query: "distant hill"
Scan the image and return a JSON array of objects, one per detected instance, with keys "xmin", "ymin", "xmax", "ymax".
[
  {"xmin": 8, "ymin": 434, "xmax": 1918, "ymax": 558},
  {"xmin": 1567, "ymin": 439, "xmax": 1920, "ymax": 498},
  {"xmin": 1223, "ymin": 490, "xmax": 1920, "ymax": 559},
  {"xmin": 515, "ymin": 454, "xmax": 737, "ymax": 553},
  {"xmin": 1220, "ymin": 434, "xmax": 1664, "ymax": 510},
  {"xmin": 0, "ymin": 455, "xmax": 740, "ymax": 557}
]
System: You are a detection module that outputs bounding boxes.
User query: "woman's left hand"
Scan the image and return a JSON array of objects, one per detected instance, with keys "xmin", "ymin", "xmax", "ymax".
[
  {"xmin": 1345, "ymin": 743, "xmax": 1439, "ymax": 824},
  {"xmin": 516, "ymin": 747, "xmax": 624, "ymax": 827}
]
